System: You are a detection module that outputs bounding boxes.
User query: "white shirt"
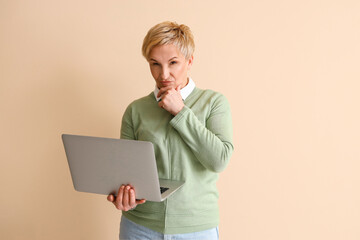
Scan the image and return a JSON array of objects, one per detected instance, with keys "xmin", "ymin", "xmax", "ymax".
[{"xmin": 153, "ymin": 77, "xmax": 196, "ymax": 102}]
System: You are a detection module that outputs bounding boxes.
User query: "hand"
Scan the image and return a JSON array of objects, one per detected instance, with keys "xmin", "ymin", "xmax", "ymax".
[
  {"xmin": 157, "ymin": 85, "xmax": 184, "ymax": 115},
  {"xmin": 107, "ymin": 184, "xmax": 146, "ymax": 211}
]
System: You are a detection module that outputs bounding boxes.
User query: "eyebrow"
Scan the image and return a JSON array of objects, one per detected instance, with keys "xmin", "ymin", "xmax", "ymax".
[{"xmin": 149, "ymin": 56, "xmax": 178, "ymax": 62}]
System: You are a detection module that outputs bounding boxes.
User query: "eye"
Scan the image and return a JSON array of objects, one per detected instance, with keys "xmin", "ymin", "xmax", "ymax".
[
  {"xmin": 151, "ymin": 62, "xmax": 159, "ymax": 66},
  {"xmin": 170, "ymin": 61, "xmax": 177, "ymax": 65}
]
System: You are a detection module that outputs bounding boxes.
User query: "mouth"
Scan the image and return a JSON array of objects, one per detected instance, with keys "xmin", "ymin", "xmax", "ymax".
[{"xmin": 160, "ymin": 81, "xmax": 173, "ymax": 86}]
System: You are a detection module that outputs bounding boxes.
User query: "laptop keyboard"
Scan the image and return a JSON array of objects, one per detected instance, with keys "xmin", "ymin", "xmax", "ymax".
[{"xmin": 160, "ymin": 187, "xmax": 169, "ymax": 194}]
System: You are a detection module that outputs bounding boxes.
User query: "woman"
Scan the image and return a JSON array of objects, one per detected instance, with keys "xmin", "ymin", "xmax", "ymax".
[{"xmin": 107, "ymin": 21, "xmax": 234, "ymax": 240}]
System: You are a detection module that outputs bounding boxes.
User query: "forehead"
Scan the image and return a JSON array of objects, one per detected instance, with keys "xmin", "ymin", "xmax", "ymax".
[{"xmin": 149, "ymin": 44, "xmax": 185, "ymax": 61}]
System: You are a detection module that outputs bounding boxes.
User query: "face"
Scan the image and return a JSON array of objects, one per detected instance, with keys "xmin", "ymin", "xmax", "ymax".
[{"xmin": 148, "ymin": 44, "xmax": 193, "ymax": 89}]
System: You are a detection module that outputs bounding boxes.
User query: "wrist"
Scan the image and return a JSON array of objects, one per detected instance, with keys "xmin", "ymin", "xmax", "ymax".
[{"xmin": 173, "ymin": 104, "xmax": 184, "ymax": 116}]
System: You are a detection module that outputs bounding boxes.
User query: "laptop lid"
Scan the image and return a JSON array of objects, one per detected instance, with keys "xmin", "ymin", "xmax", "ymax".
[{"xmin": 62, "ymin": 134, "xmax": 184, "ymax": 202}]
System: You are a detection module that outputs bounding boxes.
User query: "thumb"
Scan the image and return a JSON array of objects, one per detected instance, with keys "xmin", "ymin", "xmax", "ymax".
[
  {"xmin": 107, "ymin": 194, "xmax": 114, "ymax": 202},
  {"xmin": 176, "ymin": 85, "xmax": 181, "ymax": 92}
]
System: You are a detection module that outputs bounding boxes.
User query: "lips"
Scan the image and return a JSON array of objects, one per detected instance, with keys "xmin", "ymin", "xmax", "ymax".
[{"xmin": 160, "ymin": 81, "xmax": 173, "ymax": 86}]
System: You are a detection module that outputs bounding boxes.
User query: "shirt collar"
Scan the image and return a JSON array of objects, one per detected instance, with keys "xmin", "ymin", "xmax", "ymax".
[{"xmin": 154, "ymin": 77, "xmax": 196, "ymax": 102}]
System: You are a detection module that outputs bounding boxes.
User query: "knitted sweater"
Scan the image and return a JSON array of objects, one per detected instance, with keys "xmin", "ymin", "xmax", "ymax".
[{"xmin": 121, "ymin": 87, "xmax": 234, "ymax": 234}]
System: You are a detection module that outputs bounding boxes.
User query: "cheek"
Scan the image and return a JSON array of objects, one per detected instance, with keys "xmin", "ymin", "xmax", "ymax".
[
  {"xmin": 173, "ymin": 64, "xmax": 186, "ymax": 77},
  {"xmin": 150, "ymin": 67, "xmax": 158, "ymax": 79},
  {"xmin": 178, "ymin": 65, "xmax": 188, "ymax": 78}
]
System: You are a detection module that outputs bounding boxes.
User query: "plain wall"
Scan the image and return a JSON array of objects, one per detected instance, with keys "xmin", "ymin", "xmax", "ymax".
[{"xmin": 1, "ymin": 0, "xmax": 359, "ymax": 239}]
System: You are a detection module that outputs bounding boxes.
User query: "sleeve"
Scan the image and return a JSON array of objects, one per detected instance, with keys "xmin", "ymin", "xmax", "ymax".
[
  {"xmin": 120, "ymin": 104, "xmax": 136, "ymax": 140},
  {"xmin": 170, "ymin": 94, "xmax": 234, "ymax": 173}
]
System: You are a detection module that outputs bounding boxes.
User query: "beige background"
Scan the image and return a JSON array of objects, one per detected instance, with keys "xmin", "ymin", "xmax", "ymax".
[{"xmin": 1, "ymin": 0, "xmax": 359, "ymax": 239}]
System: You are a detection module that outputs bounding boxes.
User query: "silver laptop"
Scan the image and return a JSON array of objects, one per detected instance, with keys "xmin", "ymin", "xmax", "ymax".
[{"xmin": 62, "ymin": 134, "xmax": 184, "ymax": 202}]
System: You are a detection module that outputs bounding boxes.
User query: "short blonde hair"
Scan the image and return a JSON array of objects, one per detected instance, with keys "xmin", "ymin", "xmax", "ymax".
[{"xmin": 142, "ymin": 21, "xmax": 195, "ymax": 61}]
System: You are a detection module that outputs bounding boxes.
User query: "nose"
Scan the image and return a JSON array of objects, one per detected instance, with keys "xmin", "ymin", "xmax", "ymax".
[{"xmin": 160, "ymin": 66, "xmax": 170, "ymax": 80}]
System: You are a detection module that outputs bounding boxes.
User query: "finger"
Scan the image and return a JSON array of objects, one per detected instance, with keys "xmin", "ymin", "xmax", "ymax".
[
  {"xmin": 159, "ymin": 100, "xmax": 169, "ymax": 109},
  {"xmin": 160, "ymin": 91, "xmax": 176, "ymax": 104},
  {"xmin": 163, "ymin": 88, "xmax": 181, "ymax": 99},
  {"xmin": 157, "ymin": 86, "xmax": 173, "ymax": 96},
  {"xmin": 123, "ymin": 185, "xmax": 130, "ymax": 209},
  {"xmin": 129, "ymin": 188, "xmax": 136, "ymax": 208},
  {"xmin": 115, "ymin": 185, "xmax": 124, "ymax": 210},
  {"xmin": 136, "ymin": 199, "xmax": 146, "ymax": 205},
  {"xmin": 157, "ymin": 86, "xmax": 174, "ymax": 98},
  {"xmin": 107, "ymin": 194, "xmax": 114, "ymax": 202}
]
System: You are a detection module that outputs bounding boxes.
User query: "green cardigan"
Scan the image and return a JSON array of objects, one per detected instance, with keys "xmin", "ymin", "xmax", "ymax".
[{"xmin": 121, "ymin": 87, "xmax": 234, "ymax": 234}]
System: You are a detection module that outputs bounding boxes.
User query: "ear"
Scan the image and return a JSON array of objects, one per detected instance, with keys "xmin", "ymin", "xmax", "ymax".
[{"xmin": 187, "ymin": 55, "xmax": 194, "ymax": 70}]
